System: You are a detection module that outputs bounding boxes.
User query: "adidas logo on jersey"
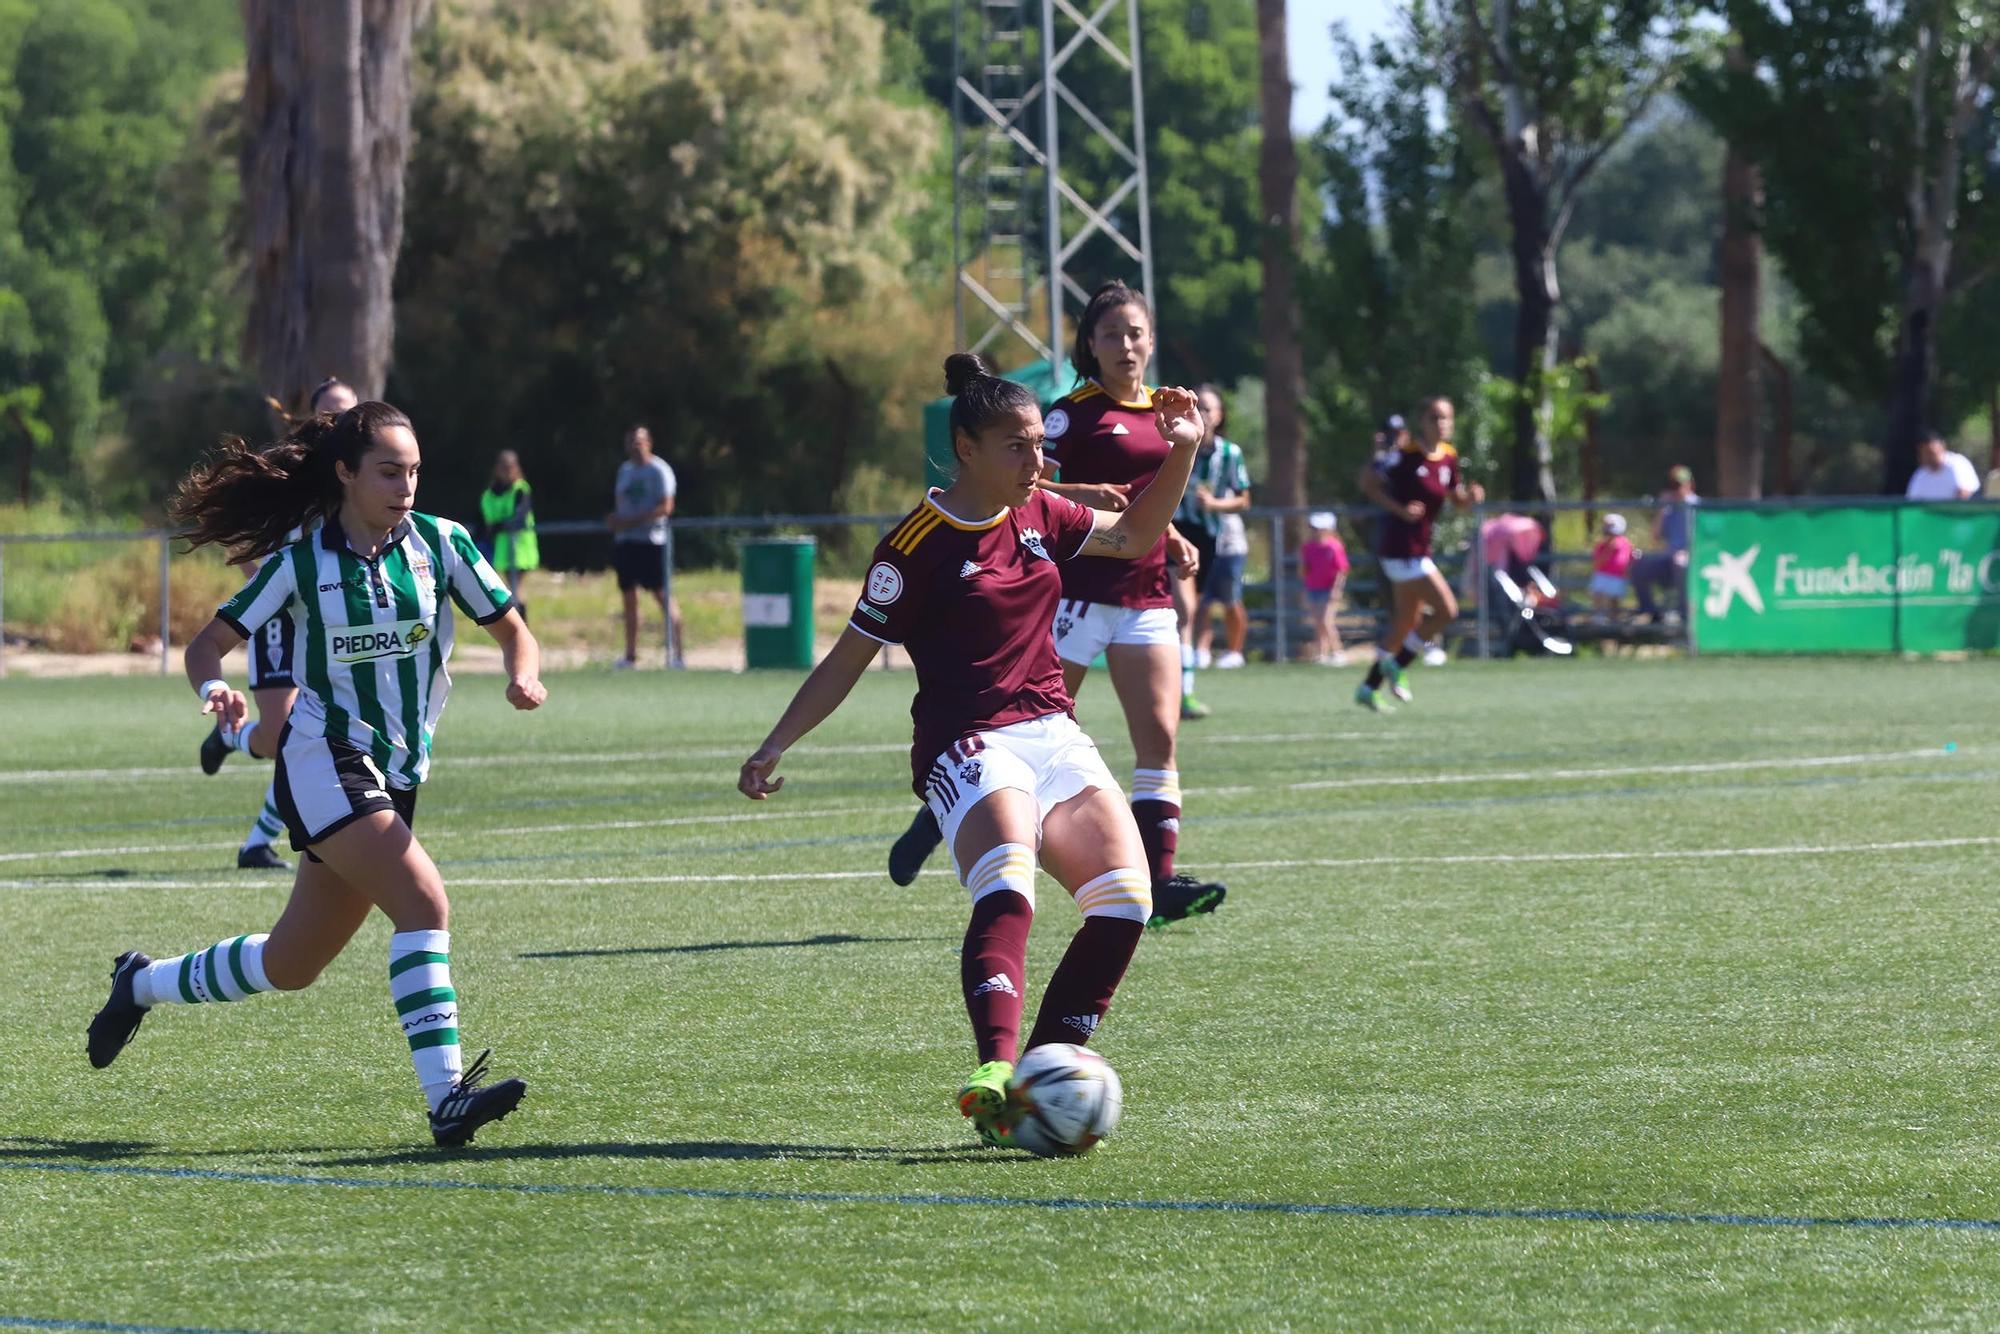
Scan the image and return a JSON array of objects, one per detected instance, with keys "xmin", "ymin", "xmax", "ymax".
[
  {"xmin": 959, "ymin": 561, "xmax": 983, "ymax": 579},
  {"xmin": 1061, "ymin": 1013, "xmax": 1100, "ymax": 1038},
  {"xmin": 972, "ymin": 972, "xmax": 1019, "ymax": 999}
]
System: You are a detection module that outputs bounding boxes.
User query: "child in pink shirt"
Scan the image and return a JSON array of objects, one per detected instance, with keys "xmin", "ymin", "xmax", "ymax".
[
  {"xmin": 1300, "ymin": 513, "xmax": 1351, "ymax": 663},
  {"xmin": 1590, "ymin": 513, "xmax": 1635, "ymax": 617}
]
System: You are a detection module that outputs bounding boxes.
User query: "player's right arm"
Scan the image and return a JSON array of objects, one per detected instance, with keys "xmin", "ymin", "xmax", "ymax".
[
  {"xmin": 184, "ymin": 618, "xmax": 248, "ymax": 731},
  {"xmin": 1357, "ymin": 458, "xmax": 1422, "ymax": 523},
  {"xmin": 738, "ymin": 629, "xmax": 882, "ymax": 800}
]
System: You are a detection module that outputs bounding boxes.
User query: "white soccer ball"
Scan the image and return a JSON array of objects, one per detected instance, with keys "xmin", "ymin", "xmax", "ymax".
[{"xmin": 1007, "ymin": 1043, "xmax": 1122, "ymax": 1157}]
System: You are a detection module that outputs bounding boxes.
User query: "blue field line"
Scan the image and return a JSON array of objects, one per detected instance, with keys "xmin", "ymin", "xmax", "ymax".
[
  {"xmin": 0, "ymin": 1318, "xmax": 270, "ymax": 1334},
  {"xmin": 5, "ymin": 1159, "xmax": 1997, "ymax": 1235}
]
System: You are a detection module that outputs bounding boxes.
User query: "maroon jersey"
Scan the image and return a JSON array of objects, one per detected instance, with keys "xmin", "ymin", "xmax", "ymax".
[
  {"xmin": 1373, "ymin": 441, "xmax": 1461, "ymax": 559},
  {"xmin": 1042, "ymin": 381, "xmax": 1172, "ymax": 608},
  {"xmin": 850, "ymin": 489, "xmax": 1100, "ymax": 793}
]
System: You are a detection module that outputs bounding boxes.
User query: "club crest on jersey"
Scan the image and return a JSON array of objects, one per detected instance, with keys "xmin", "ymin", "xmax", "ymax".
[
  {"xmin": 866, "ymin": 561, "xmax": 904, "ymax": 604},
  {"xmin": 1043, "ymin": 408, "xmax": 1070, "ymax": 440},
  {"xmin": 1019, "ymin": 528, "xmax": 1052, "ymax": 563},
  {"xmin": 328, "ymin": 618, "xmax": 430, "ymax": 664}
]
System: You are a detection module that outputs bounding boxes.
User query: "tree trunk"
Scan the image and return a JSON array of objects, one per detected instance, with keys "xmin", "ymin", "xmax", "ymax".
[
  {"xmin": 1759, "ymin": 342, "xmax": 1794, "ymax": 494},
  {"xmin": 242, "ymin": 0, "xmax": 422, "ymax": 410},
  {"xmin": 1715, "ymin": 118, "xmax": 1763, "ymax": 498},
  {"xmin": 1501, "ymin": 154, "xmax": 1557, "ymax": 504},
  {"xmin": 1255, "ymin": 0, "xmax": 1306, "ymax": 523}
]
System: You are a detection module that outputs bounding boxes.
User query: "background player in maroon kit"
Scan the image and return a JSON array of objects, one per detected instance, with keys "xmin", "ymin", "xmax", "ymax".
[
  {"xmin": 1036, "ymin": 282, "xmax": 1224, "ymax": 925},
  {"xmin": 739, "ymin": 353, "xmax": 1203, "ymax": 1146},
  {"xmin": 1354, "ymin": 395, "xmax": 1484, "ymax": 711}
]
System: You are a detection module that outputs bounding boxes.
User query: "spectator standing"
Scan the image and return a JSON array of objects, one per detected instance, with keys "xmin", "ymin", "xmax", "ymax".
[
  {"xmin": 608, "ymin": 425, "xmax": 685, "ymax": 668},
  {"xmin": 1589, "ymin": 513, "xmax": 1634, "ymax": 620},
  {"xmin": 1632, "ymin": 464, "xmax": 1697, "ymax": 623},
  {"xmin": 1299, "ymin": 512, "xmax": 1350, "ymax": 664},
  {"xmin": 478, "ymin": 450, "xmax": 539, "ymax": 610},
  {"xmin": 1191, "ymin": 386, "xmax": 1253, "ymax": 668},
  {"xmin": 1905, "ymin": 429, "xmax": 1981, "ymax": 500}
]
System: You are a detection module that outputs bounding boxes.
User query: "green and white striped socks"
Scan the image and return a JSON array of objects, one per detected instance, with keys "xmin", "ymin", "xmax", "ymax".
[
  {"xmin": 243, "ymin": 778, "xmax": 285, "ymax": 853},
  {"xmin": 389, "ymin": 930, "xmax": 463, "ymax": 1111},
  {"xmin": 133, "ymin": 934, "xmax": 273, "ymax": 1007}
]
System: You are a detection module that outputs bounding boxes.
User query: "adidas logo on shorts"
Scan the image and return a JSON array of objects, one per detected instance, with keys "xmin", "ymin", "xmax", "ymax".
[{"xmin": 972, "ymin": 972, "xmax": 1019, "ymax": 999}]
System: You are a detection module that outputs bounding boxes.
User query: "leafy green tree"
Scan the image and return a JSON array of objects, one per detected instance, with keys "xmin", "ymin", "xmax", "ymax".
[{"xmin": 390, "ymin": 0, "xmax": 946, "ymax": 542}]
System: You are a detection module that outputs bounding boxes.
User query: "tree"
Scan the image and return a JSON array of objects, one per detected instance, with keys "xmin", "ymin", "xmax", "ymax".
[
  {"xmin": 1304, "ymin": 17, "xmax": 1485, "ymax": 495},
  {"xmin": 1713, "ymin": 41, "xmax": 1762, "ymax": 498},
  {"xmin": 241, "ymin": 0, "xmax": 425, "ymax": 407},
  {"xmin": 1433, "ymin": 0, "xmax": 1697, "ymax": 502},
  {"xmin": 1256, "ymin": 0, "xmax": 1304, "ymax": 516},
  {"xmin": 1692, "ymin": 1, "xmax": 2000, "ymax": 491}
]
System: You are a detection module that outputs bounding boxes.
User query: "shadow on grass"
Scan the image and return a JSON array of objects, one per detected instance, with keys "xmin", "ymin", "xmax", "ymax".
[
  {"xmin": 518, "ymin": 933, "xmax": 935, "ymax": 960},
  {"xmin": 321, "ymin": 1139, "xmax": 995, "ymax": 1168},
  {"xmin": 0, "ymin": 1135, "xmax": 161, "ymax": 1160}
]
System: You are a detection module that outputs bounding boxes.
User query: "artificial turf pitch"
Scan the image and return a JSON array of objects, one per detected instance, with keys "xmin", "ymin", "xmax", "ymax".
[{"xmin": 1, "ymin": 656, "xmax": 1996, "ymax": 1329}]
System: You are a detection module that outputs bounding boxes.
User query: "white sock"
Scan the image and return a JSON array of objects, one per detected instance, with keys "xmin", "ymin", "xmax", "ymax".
[
  {"xmin": 389, "ymin": 929, "xmax": 463, "ymax": 1112},
  {"xmin": 242, "ymin": 778, "xmax": 285, "ymax": 852},
  {"xmin": 963, "ymin": 842, "xmax": 1036, "ymax": 908},
  {"xmin": 1072, "ymin": 867, "xmax": 1153, "ymax": 923},
  {"xmin": 134, "ymin": 934, "xmax": 273, "ymax": 1007},
  {"xmin": 1403, "ymin": 630, "xmax": 1426, "ymax": 654},
  {"xmin": 227, "ymin": 721, "xmax": 259, "ymax": 756},
  {"xmin": 1180, "ymin": 642, "xmax": 1195, "ymax": 697}
]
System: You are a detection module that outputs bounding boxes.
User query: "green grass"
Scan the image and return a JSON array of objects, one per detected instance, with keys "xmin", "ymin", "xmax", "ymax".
[{"xmin": 2, "ymin": 657, "xmax": 1998, "ymax": 1329}]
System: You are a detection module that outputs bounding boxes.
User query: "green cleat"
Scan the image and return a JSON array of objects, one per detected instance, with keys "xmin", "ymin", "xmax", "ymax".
[
  {"xmin": 1383, "ymin": 659, "xmax": 1413, "ymax": 703},
  {"xmin": 1354, "ymin": 683, "xmax": 1395, "ymax": 713},
  {"xmin": 1179, "ymin": 694, "xmax": 1212, "ymax": 721},
  {"xmin": 957, "ymin": 1059, "xmax": 1018, "ymax": 1147}
]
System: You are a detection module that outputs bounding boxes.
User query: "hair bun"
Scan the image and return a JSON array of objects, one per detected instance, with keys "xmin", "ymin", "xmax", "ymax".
[{"xmin": 943, "ymin": 352, "xmax": 993, "ymax": 397}]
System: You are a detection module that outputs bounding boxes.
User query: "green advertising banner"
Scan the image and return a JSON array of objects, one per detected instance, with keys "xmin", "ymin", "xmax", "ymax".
[{"xmin": 1691, "ymin": 504, "xmax": 2000, "ymax": 653}]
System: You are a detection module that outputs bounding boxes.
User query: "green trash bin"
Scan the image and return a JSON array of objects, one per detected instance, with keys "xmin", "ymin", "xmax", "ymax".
[{"xmin": 742, "ymin": 536, "xmax": 816, "ymax": 668}]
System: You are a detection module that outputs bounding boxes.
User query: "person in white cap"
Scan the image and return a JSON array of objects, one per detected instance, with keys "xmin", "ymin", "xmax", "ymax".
[
  {"xmin": 1299, "ymin": 511, "xmax": 1350, "ymax": 663},
  {"xmin": 1590, "ymin": 512, "xmax": 1635, "ymax": 620}
]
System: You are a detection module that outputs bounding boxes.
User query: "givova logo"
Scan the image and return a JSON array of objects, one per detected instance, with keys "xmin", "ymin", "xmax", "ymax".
[{"xmin": 330, "ymin": 619, "xmax": 431, "ymax": 663}]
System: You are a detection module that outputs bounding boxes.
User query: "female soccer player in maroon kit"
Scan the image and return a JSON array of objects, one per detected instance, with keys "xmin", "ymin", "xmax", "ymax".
[
  {"xmin": 1354, "ymin": 395, "xmax": 1484, "ymax": 711},
  {"xmin": 740, "ymin": 353, "xmax": 1204, "ymax": 1145}
]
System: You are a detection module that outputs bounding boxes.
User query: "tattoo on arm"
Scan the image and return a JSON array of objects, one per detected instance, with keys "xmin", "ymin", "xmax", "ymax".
[{"xmin": 1089, "ymin": 525, "xmax": 1130, "ymax": 552}]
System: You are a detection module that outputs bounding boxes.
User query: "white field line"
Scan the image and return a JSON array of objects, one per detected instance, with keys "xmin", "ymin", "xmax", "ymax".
[
  {"xmin": 0, "ymin": 746, "xmax": 1961, "ymax": 867},
  {"xmin": 0, "ymin": 730, "xmax": 1396, "ymax": 786},
  {"xmin": 3, "ymin": 835, "xmax": 1992, "ymax": 892}
]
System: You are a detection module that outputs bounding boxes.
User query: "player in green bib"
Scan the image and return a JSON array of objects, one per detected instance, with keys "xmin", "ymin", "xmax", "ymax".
[
  {"xmin": 86, "ymin": 400, "xmax": 547, "ymax": 1147},
  {"xmin": 477, "ymin": 449, "xmax": 539, "ymax": 610}
]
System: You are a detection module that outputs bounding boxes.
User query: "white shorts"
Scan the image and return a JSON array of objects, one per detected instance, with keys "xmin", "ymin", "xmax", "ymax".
[
  {"xmin": 1052, "ymin": 601, "xmax": 1180, "ymax": 665},
  {"xmin": 920, "ymin": 714, "xmax": 1122, "ymax": 878},
  {"xmin": 1379, "ymin": 556, "xmax": 1439, "ymax": 584}
]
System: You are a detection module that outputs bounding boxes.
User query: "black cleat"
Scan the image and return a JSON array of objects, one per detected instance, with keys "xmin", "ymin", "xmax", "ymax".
[
  {"xmin": 888, "ymin": 806, "xmax": 943, "ymax": 887},
  {"xmin": 236, "ymin": 843, "xmax": 291, "ymax": 872},
  {"xmin": 1149, "ymin": 874, "xmax": 1227, "ymax": 928},
  {"xmin": 429, "ymin": 1049, "xmax": 527, "ymax": 1148},
  {"xmin": 87, "ymin": 951, "xmax": 151, "ymax": 1069},
  {"xmin": 199, "ymin": 724, "xmax": 230, "ymax": 776}
]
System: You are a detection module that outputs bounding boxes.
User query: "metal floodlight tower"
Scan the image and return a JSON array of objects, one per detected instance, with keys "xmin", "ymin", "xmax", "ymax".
[{"xmin": 952, "ymin": 0, "xmax": 1155, "ymax": 373}]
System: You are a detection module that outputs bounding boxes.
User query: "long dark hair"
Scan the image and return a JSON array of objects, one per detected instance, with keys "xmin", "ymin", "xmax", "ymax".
[
  {"xmin": 944, "ymin": 352, "xmax": 1038, "ymax": 450},
  {"xmin": 171, "ymin": 401, "xmax": 412, "ymax": 561},
  {"xmin": 1071, "ymin": 279, "xmax": 1152, "ymax": 382}
]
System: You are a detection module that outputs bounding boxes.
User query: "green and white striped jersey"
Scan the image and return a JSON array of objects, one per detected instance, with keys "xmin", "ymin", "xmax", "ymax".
[{"xmin": 218, "ymin": 510, "xmax": 514, "ymax": 787}]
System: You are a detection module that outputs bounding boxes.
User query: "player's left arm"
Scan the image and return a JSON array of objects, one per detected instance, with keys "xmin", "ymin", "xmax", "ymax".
[
  {"xmin": 484, "ymin": 608, "xmax": 545, "ymax": 711},
  {"xmin": 1082, "ymin": 386, "xmax": 1204, "ymax": 560},
  {"xmin": 184, "ymin": 617, "xmax": 249, "ymax": 732},
  {"xmin": 739, "ymin": 628, "xmax": 881, "ymax": 799}
]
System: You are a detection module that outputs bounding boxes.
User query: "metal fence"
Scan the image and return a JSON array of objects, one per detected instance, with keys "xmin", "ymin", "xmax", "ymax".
[{"xmin": 0, "ymin": 497, "xmax": 1706, "ymax": 677}]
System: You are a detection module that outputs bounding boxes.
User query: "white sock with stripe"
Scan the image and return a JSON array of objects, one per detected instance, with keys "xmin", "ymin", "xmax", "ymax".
[
  {"xmin": 963, "ymin": 842, "xmax": 1036, "ymax": 908},
  {"xmin": 133, "ymin": 934, "xmax": 273, "ymax": 1007},
  {"xmin": 390, "ymin": 930, "xmax": 463, "ymax": 1112},
  {"xmin": 229, "ymin": 721, "xmax": 259, "ymax": 756},
  {"xmin": 242, "ymin": 778, "xmax": 285, "ymax": 852},
  {"xmin": 1072, "ymin": 868, "xmax": 1154, "ymax": 922}
]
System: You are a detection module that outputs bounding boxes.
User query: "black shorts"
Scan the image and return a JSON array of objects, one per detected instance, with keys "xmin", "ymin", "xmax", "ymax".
[
  {"xmin": 246, "ymin": 615, "xmax": 297, "ymax": 690},
  {"xmin": 273, "ymin": 726, "xmax": 419, "ymax": 862},
  {"xmin": 1172, "ymin": 519, "xmax": 1218, "ymax": 599},
  {"xmin": 614, "ymin": 542, "xmax": 667, "ymax": 592}
]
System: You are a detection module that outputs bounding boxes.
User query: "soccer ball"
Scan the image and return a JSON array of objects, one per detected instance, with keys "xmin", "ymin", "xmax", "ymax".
[{"xmin": 1006, "ymin": 1043, "xmax": 1122, "ymax": 1157}]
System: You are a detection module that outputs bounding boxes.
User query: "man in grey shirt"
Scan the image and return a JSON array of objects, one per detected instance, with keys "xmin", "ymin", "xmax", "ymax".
[{"xmin": 608, "ymin": 425, "xmax": 684, "ymax": 667}]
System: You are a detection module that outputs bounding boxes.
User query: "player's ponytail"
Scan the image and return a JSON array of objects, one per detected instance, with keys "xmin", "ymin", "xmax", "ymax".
[
  {"xmin": 944, "ymin": 352, "xmax": 1039, "ymax": 445},
  {"xmin": 1071, "ymin": 279, "xmax": 1151, "ymax": 382},
  {"xmin": 171, "ymin": 401, "xmax": 413, "ymax": 562}
]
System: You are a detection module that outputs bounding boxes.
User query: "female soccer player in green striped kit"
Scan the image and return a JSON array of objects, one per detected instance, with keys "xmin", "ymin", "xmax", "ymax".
[{"xmin": 86, "ymin": 400, "xmax": 546, "ymax": 1147}]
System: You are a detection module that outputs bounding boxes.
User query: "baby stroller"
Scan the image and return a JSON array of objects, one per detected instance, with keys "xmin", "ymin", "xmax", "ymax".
[{"xmin": 1485, "ymin": 564, "xmax": 1575, "ymax": 658}]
